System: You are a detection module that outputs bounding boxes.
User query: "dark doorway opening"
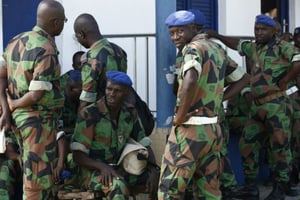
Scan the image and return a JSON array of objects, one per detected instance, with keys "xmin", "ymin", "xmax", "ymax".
[{"xmin": 261, "ymin": 0, "xmax": 289, "ymax": 33}]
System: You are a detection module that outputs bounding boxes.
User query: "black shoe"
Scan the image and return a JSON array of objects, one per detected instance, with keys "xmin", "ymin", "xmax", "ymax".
[
  {"xmin": 285, "ymin": 182, "xmax": 299, "ymax": 196},
  {"xmin": 221, "ymin": 186, "xmax": 243, "ymax": 200},
  {"xmin": 264, "ymin": 182, "xmax": 286, "ymax": 200},
  {"xmin": 229, "ymin": 185, "xmax": 259, "ymax": 200}
]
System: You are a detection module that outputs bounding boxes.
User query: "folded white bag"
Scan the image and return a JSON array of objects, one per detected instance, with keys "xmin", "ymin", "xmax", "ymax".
[{"xmin": 117, "ymin": 138, "xmax": 149, "ymax": 175}]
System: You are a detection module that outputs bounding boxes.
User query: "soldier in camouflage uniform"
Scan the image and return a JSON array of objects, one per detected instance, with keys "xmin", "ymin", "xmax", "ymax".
[
  {"xmin": 207, "ymin": 15, "xmax": 300, "ymax": 200},
  {"xmin": 73, "ymin": 14, "xmax": 127, "ymax": 109},
  {"xmin": 0, "ymin": 130, "xmax": 22, "ymax": 200},
  {"xmin": 71, "ymin": 71, "xmax": 160, "ymax": 200},
  {"xmin": 158, "ymin": 10, "xmax": 249, "ymax": 200},
  {"xmin": 2, "ymin": 1, "xmax": 66, "ymax": 199}
]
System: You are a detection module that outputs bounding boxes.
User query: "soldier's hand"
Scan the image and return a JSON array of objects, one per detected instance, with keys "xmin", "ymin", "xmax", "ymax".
[{"xmin": 98, "ymin": 164, "xmax": 122, "ymax": 186}]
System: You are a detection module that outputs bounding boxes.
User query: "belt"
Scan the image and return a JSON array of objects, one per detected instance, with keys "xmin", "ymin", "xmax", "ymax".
[
  {"xmin": 183, "ymin": 116, "xmax": 218, "ymax": 125},
  {"xmin": 254, "ymin": 91, "xmax": 286, "ymax": 105},
  {"xmin": 286, "ymin": 86, "xmax": 298, "ymax": 96}
]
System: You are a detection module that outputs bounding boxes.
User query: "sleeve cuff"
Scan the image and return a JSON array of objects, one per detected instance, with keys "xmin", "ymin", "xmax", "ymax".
[
  {"xmin": 70, "ymin": 142, "xmax": 89, "ymax": 154},
  {"xmin": 56, "ymin": 131, "xmax": 65, "ymax": 141},
  {"xmin": 79, "ymin": 90, "xmax": 97, "ymax": 103},
  {"xmin": 240, "ymin": 87, "xmax": 251, "ymax": 96},
  {"xmin": 29, "ymin": 80, "xmax": 52, "ymax": 91},
  {"xmin": 292, "ymin": 54, "xmax": 300, "ymax": 62},
  {"xmin": 182, "ymin": 60, "xmax": 202, "ymax": 78},
  {"xmin": 0, "ymin": 56, "xmax": 7, "ymax": 69},
  {"xmin": 226, "ymin": 66, "xmax": 246, "ymax": 83}
]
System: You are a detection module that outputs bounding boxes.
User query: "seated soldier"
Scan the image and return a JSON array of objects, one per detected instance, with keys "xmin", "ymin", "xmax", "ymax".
[
  {"xmin": 59, "ymin": 51, "xmax": 84, "ymax": 137},
  {"xmin": 71, "ymin": 71, "xmax": 159, "ymax": 200}
]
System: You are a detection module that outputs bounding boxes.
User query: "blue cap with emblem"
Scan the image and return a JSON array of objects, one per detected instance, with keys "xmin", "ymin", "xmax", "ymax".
[
  {"xmin": 165, "ymin": 10, "xmax": 195, "ymax": 27},
  {"xmin": 294, "ymin": 27, "xmax": 300, "ymax": 35},
  {"xmin": 106, "ymin": 71, "xmax": 132, "ymax": 86},
  {"xmin": 188, "ymin": 9, "xmax": 206, "ymax": 25},
  {"xmin": 255, "ymin": 14, "xmax": 276, "ymax": 27}
]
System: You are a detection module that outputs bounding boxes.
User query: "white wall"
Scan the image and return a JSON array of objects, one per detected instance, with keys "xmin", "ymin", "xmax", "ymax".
[
  {"xmin": 56, "ymin": 0, "xmax": 157, "ymax": 110},
  {"xmin": 289, "ymin": 0, "xmax": 300, "ymax": 32},
  {"xmin": 217, "ymin": 0, "xmax": 260, "ymax": 69},
  {"xmin": 59, "ymin": 0, "xmax": 156, "ymax": 73}
]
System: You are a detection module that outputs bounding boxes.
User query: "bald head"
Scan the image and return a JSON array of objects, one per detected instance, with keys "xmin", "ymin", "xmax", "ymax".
[
  {"xmin": 36, "ymin": 0, "xmax": 65, "ymax": 36},
  {"xmin": 74, "ymin": 14, "xmax": 100, "ymax": 35},
  {"xmin": 73, "ymin": 13, "xmax": 102, "ymax": 48}
]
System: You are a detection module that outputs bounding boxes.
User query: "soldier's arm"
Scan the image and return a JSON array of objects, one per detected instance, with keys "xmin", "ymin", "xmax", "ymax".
[
  {"xmin": 206, "ymin": 29, "xmax": 239, "ymax": 50},
  {"xmin": 6, "ymin": 90, "xmax": 44, "ymax": 112},
  {"xmin": 173, "ymin": 68, "xmax": 198, "ymax": 125},
  {"xmin": 0, "ymin": 66, "xmax": 11, "ymax": 130},
  {"xmin": 223, "ymin": 73, "xmax": 250, "ymax": 101},
  {"xmin": 278, "ymin": 60, "xmax": 300, "ymax": 90},
  {"xmin": 72, "ymin": 150, "xmax": 121, "ymax": 186}
]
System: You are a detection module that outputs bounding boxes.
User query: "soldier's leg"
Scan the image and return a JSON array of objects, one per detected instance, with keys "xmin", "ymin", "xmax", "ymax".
[
  {"xmin": 237, "ymin": 109, "xmax": 267, "ymax": 199},
  {"xmin": 158, "ymin": 124, "xmax": 222, "ymax": 200},
  {"xmin": 263, "ymin": 98, "xmax": 292, "ymax": 200},
  {"xmin": 21, "ymin": 118, "xmax": 57, "ymax": 199},
  {"xmin": 0, "ymin": 159, "xmax": 22, "ymax": 199},
  {"xmin": 289, "ymin": 93, "xmax": 300, "ymax": 189}
]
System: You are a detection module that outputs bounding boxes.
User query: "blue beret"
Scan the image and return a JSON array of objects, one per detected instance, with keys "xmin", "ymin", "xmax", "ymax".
[
  {"xmin": 255, "ymin": 14, "xmax": 276, "ymax": 27},
  {"xmin": 165, "ymin": 10, "xmax": 195, "ymax": 27},
  {"xmin": 69, "ymin": 70, "xmax": 81, "ymax": 82},
  {"xmin": 106, "ymin": 71, "xmax": 132, "ymax": 86},
  {"xmin": 294, "ymin": 27, "xmax": 300, "ymax": 35},
  {"xmin": 188, "ymin": 9, "xmax": 206, "ymax": 25}
]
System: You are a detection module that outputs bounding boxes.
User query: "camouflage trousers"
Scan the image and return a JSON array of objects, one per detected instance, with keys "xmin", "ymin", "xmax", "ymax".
[
  {"xmin": 0, "ymin": 159, "xmax": 22, "ymax": 200},
  {"xmin": 158, "ymin": 123, "xmax": 222, "ymax": 200},
  {"xmin": 239, "ymin": 97, "xmax": 292, "ymax": 183},
  {"xmin": 219, "ymin": 121, "xmax": 237, "ymax": 189},
  {"xmin": 290, "ymin": 92, "xmax": 300, "ymax": 166},
  {"xmin": 13, "ymin": 115, "xmax": 57, "ymax": 199}
]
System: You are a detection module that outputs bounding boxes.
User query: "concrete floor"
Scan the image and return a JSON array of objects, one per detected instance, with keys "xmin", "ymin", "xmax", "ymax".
[
  {"xmin": 259, "ymin": 183, "xmax": 300, "ymax": 200},
  {"xmin": 132, "ymin": 183, "xmax": 300, "ymax": 200}
]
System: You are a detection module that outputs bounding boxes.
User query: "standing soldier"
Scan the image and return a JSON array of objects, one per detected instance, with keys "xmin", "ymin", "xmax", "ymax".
[
  {"xmin": 158, "ymin": 10, "xmax": 249, "ymax": 199},
  {"xmin": 207, "ymin": 15, "xmax": 300, "ymax": 199},
  {"xmin": 73, "ymin": 13, "xmax": 127, "ymax": 109},
  {"xmin": 3, "ymin": 0, "xmax": 66, "ymax": 199}
]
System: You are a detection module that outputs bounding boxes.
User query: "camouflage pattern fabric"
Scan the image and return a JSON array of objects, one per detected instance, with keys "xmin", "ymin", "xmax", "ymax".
[
  {"xmin": 158, "ymin": 33, "xmax": 245, "ymax": 200},
  {"xmin": 71, "ymin": 97, "xmax": 147, "ymax": 198},
  {"xmin": 289, "ymin": 91, "xmax": 300, "ymax": 167},
  {"xmin": 226, "ymin": 94, "xmax": 250, "ymax": 134},
  {"xmin": 0, "ymin": 131, "xmax": 22, "ymax": 200},
  {"xmin": 237, "ymin": 37, "xmax": 300, "ymax": 183},
  {"xmin": 3, "ymin": 26, "xmax": 64, "ymax": 199},
  {"xmin": 80, "ymin": 39, "xmax": 127, "ymax": 102},
  {"xmin": 219, "ymin": 108, "xmax": 237, "ymax": 189},
  {"xmin": 59, "ymin": 70, "xmax": 81, "ymax": 136}
]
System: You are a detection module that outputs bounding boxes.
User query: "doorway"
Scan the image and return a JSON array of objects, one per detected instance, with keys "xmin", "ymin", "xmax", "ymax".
[{"xmin": 261, "ymin": 0, "xmax": 289, "ymax": 33}]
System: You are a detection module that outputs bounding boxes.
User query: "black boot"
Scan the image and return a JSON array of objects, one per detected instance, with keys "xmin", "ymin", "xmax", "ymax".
[
  {"xmin": 264, "ymin": 181, "xmax": 286, "ymax": 200},
  {"xmin": 285, "ymin": 164, "xmax": 300, "ymax": 196},
  {"xmin": 230, "ymin": 182, "xmax": 259, "ymax": 200},
  {"xmin": 221, "ymin": 186, "xmax": 240, "ymax": 200}
]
